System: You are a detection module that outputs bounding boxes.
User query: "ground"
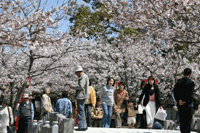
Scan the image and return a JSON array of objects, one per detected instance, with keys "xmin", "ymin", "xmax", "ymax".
[{"xmin": 74, "ymin": 127, "xmax": 197, "ymax": 133}]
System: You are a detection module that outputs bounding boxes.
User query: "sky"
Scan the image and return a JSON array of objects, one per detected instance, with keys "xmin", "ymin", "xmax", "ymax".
[{"xmin": 42, "ymin": 0, "xmax": 90, "ymax": 33}]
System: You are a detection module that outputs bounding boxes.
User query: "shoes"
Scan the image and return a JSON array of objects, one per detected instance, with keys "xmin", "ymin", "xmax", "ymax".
[
  {"xmin": 176, "ymin": 125, "xmax": 180, "ymax": 130},
  {"xmin": 132, "ymin": 126, "xmax": 135, "ymax": 129},
  {"xmin": 75, "ymin": 127, "xmax": 88, "ymax": 131}
]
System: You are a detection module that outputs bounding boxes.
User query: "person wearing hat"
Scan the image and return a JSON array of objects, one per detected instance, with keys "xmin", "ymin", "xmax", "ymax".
[
  {"xmin": 0, "ymin": 98, "xmax": 14, "ymax": 133},
  {"xmin": 173, "ymin": 68, "xmax": 195, "ymax": 133},
  {"xmin": 70, "ymin": 66, "xmax": 89, "ymax": 131},
  {"xmin": 15, "ymin": 93, "xmax": 34, "ymax": 133}
]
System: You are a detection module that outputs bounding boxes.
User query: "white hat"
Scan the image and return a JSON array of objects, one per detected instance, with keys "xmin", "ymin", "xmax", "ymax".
[
  {"xmin": 23, "ymin": 93, "xmax": 29, "ymax": 98},
  {"xmin": 75, "ymin": 66, "xmax": 83, "ymax": 72}
]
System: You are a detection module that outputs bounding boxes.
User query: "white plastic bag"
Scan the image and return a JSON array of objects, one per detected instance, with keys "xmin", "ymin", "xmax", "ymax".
[
  {"xmin": 154, "ymin": 108, "xmax": 167, "ymax": 121},
  {"xmin": 138, "ymin": 104, "xmax": 144, "ymax": 114}
]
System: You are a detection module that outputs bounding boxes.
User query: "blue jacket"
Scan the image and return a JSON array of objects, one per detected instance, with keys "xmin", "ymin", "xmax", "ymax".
[
  {"xmin": 54, "ymin": 98, "xmax": 72, "ymax": 118},
  {"xmin": 100, "ymin": 85, "xmax": 115, "ymax": 106}
]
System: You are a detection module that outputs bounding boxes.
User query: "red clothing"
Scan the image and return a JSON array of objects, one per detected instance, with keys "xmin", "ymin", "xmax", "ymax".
[{"xmin": 120, "ymin": 90, "xmax": 124, "ymax": 96}]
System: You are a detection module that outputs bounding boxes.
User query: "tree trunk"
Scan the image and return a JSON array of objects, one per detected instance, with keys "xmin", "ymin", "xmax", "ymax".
[{"xmin": 13, "ymin": 82, "xmax": 27, "ymax": 116}]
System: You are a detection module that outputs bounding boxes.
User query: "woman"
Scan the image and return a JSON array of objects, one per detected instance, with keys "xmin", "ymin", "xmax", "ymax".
[
  {"xmin": 41, "ymin": 87, "xmax": 53, "ymax": 120},
  {"xmin": 0, "ymin": 99, "xmax": 14, "ymax": 133},
  {"xmin": 100, "ymin": 77, "xmax": 115, "ymax": 128},
  {"xmin": 113, "ymin": 81, "xmax": 129, "ymax": 128},
  {"xmin": 135, "ymin": 80, "xmax": 147, "ymax": 128},
  {"xmin": 137, "ymin": 76, "xmax": 162, "ymax": 128}
]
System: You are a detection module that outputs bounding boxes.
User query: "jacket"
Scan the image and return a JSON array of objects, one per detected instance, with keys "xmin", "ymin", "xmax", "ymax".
[
  {"xmin": 113, "ymin": 89, "xmax": 129, "ymax": 113},
  {"xmin": 138, "ymin": 83, "xmax": 162, "ymax": 112},
  {"xmin": 85, "ymin": 86, "xmax": 96, "ymax": 106},
  {"xmin": 100, "ymin": 85, "xmax": 115, "ymax": 106},
  {"xmin": 74, "ymin": 73, "xmax": 89, "ymax": 100},
  {"xmin": 173, "ymin": 77, "xmax": 194, "ymax": 107}
]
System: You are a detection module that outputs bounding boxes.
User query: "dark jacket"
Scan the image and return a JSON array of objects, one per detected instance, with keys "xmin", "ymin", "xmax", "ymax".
[
  {"xmin": 138, "ymin": 84, "xmax": 162, "ymax": 112},
  {"xmin": 173, "ymin": 77, "xmax": 194, "ymax": 107}
]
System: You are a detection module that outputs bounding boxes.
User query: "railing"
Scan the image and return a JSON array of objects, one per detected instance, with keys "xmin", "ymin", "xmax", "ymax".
[{"xmin": 26, "ymin": 112, "xmax": 75, "ymax": 133}]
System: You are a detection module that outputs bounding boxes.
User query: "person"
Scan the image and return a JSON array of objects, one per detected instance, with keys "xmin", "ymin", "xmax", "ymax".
[
  {"xmin": 15, "ymin": 93, "xmax": 34, "ymax": 133},
  {"xmin": 173, "ymin": 68, "xmax": 195, "ymax": 133},
  {"xmin": 135, "ymin": 80, "xmax": 147, "ymax": 129},
  {"xmin": 171, "ymin": 90, "xmax": 180, "ymax": 130},
  {"xmin": 100, "ymin": 77, "xmax": 115, "ymax": 128},
  {"xmin": 41, "ymin": 87, "xmax": 54, "ymax": 119},
  {"xmin": 84, "ymin": 80, "xmax": 96, "ymax": 127},
  {"xmin": 70, "ymin": 66, "xmax": 89, "ymax": 131},
  {"xmin": 54, "ymin": 91, "xmax": 72, "ymax": 118},
  {"xmin": 91, "ymin": 98, "xmax": 103, "ymax": 127},
  {"xmin": 113, "ymin": 81, "xmax": 129, "ymax": 128},
  {"xmin": 127, "ymin": 100, "xmax": 136, "ymax": 128},
  {"xmin": 137, "ymin": 76, "xmax": 162, "ymax": 128},
  {"xmin": 0, "ymin": 98, "xmax": 14, "ymax": 133}
]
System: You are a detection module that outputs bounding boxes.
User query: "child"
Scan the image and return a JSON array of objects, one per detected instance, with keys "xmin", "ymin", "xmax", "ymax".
[
  {"xmin": 127, "ymin": 100, "xmax": 136, "ymax": 128},
  {"xmin": 91, "ymin": 98, "xmax": 104, "ymax": 127}
]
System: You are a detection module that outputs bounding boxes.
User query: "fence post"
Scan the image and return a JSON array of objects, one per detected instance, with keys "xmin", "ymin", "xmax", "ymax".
[{"xmin": 52, "ymin": 121, "xmax": 58, "ymax": 133}]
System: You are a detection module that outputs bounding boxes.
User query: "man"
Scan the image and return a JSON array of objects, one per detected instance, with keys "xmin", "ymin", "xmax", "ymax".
[
  {"xmin": 54, "ymin": 91, "xmax": 72, "ymax": 118},
  {"xmin": 173, "ymin": 68, "xmax": 195, "ymax": 133},
  {"xmin": 15, "ymin": 93, "xmax": 34, "ymax": 133},
  {"xmin": 70, "ymin": 66, "xmax": 89, "ymax": 131}
]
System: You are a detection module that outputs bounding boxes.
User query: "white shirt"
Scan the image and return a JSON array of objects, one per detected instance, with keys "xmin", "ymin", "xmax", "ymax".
[{"xmin": 0, "ymin": 106, "xmax": 14, "ymax": 132}]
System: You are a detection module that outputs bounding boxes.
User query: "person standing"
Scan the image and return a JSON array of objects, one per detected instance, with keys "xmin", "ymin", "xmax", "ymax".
[
  {"xmin": 15, "ymin": 93, "xmax": 34, "ymax": 133},
  {"xmin": 173, "ymin": 68, "xmax": 195, "ymax": 133},
  {"xmin": 100, "ymin": 77, "xmax": 115, "ymax": 128},
  {"xmin": 84, "ymin": 80, "xmax": 96, "ymax": 127},
  {"xmin": 54, "ymin": 91, "xmax": 72, "ymax": 118},
  {"xmin": 70, "ymin": 66, "xmax": 89, "ymax": 131},
  {"xmin": 0, "ymin": 99, "xmax": 14, "ymax": 133},
  {"xmin": 135, "ymin": 80, "xmax": 147, "ymax": 128},
  {"xmin": 113, "ymin": 81, "xmax": 129, "ymax": 128},
  {"xmin": 137, "ymin": 76, "xmax": 162, "ymax": 128},
  {"xmin": 41, "ymin": 87, "xmax": 54, "ymax": 119}
]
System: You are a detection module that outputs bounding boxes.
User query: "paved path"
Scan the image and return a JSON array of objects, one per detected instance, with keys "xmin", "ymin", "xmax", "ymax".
[{"xmin": 74, "ymin": 127, "xmax": 197, "ymax": 133}]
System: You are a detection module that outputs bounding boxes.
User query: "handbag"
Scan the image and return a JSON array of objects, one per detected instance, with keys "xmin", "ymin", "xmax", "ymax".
[
  {"xmin": 7, "ymin": 106, "xmax": 13, "ymax": 133},
  {"xmin": 154, "ymin": 108, "xmax": 167, "ymax": 121}
]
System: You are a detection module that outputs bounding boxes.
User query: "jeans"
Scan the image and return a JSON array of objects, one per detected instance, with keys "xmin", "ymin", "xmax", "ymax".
[
  {"xmin": 77, "ymin": 99, "xmax": 87, "ymax": 129},
  {"xmin": 101, "ymin": 103, "xmax": 113, "ymax": 128},
  {"xmin": 176, "ymin": 110, "xmax": 180, "ymax": 124},
  {"xmin": 85, "ymin": 104, "xmax": 92, "ymax": 127}
]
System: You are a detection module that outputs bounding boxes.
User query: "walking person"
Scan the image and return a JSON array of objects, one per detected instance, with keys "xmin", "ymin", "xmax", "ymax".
[
  {"xmin": 15, "ymin": 93, "xmax": 34, "ymax": 133},
  {"xmin": 137, "ymin": 76, "xmax": 162, "ymax": 128},
  {"xmin": 84, "ymin": 80, "xmax": 96, "ymax": 127},
  {"xmin": 173, "ymin": 68, "xmax": 195, "ymax": 133},
  {"xmin": 41, "ymin": 87, "xmax": 53, "ymax": 120},
  {"xmin": 70, "ymin": 66, "xmax": 89, "ymax": 131},
  {"xmin": 0, "ymin": 99, "xmax": 14, "ymax": 133},
  {"xmin": 100, "ymin": 77, "xmax": 115, "ymax": 128},
  {"xmin": 135, "ymin": 80, "xmax": 147, "ymax": 128},
  {"xmin": 113, "ymin": 81, "xmax": 129, "ymax": 128},
  {"xmin": 54, "ymin": 91, "xmax": 72, "ymax": 118},
  {"xmin": 127, "ymin": 100, "xmax": 136, "ymax": 129}
]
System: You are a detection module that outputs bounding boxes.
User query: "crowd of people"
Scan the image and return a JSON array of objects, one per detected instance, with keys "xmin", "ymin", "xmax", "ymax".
[{"xmin": 0, "ymin": 66, "xmax": 195, "ymax": 133}]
